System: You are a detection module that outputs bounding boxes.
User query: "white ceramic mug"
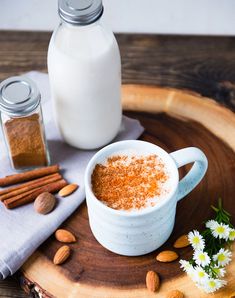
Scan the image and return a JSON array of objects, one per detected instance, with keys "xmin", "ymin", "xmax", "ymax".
[{"xmin": 85, "ymin": 140, "xmax": 208, "ymax": 256}]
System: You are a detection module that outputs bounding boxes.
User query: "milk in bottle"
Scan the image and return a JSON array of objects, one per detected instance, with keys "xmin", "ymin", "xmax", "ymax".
[{"xmin": 48, "ymin": 0, "xmax": 122, "ymax": 149}]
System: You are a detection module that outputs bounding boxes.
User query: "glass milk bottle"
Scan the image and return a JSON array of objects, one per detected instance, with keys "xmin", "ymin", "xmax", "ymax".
[{"xmin": 48, "ymin": 0, "xmax": 122, "ymax": 149}]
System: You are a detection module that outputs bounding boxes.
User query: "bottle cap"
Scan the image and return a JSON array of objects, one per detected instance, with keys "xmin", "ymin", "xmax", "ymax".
[
  {"xmin": 58, "ymin": 0, "xmax": 103, "ymax": 25},
  {"xmin": 0, "ymin": 76, "xmax": 40, "ymax": 116}
]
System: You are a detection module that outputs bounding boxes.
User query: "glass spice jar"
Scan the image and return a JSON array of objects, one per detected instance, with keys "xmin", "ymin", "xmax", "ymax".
[{"xmin": 0, "ymin": 76, "xmax": 50, "ymax": 170}]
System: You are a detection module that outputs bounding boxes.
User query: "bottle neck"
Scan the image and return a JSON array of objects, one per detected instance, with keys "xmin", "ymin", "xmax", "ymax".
[{"xmin": 60, "ymin": 17, "xmax": 102, "ymax": 30}]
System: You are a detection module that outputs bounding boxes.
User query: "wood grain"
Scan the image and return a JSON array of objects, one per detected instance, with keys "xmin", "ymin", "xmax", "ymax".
[
  {"xmin": 0, "ymin": 278, "xmax": 27, "ymax": 298},
  {"xmin": 0, "ymin": 32, "xmax": 235, "ymax": 109},
  {"xmin": 20, "ymin": 86, "xmax": 235, "ymax": 298}
]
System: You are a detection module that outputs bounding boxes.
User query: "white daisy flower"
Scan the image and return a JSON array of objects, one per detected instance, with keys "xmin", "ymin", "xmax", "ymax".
[
  {"xmin": 213, "ymin": 266, "xmax": 226, "ymax": 278},
  {"xmin": 179, "ymin": 260, "xmax": 191, "ymax": 272},
  {"xmin": 188, "ymin": 230, "xmax": 205, "ymax": 250},
  {"xmin": 205, "ymin": 219, "xmax": 217, "ymax": 229},
  {"xmin": 193, "ymin": 250, "xmax": 210, "ymax": 267},
  {"xmin": 202, "ymin": 278, "xmax": 227, "ymax": 293},
  {"xmin": 192, "ymin": 266, "xmax": 209, "ymax": 283},
  {"xmin": 195, "ymin": 281, "xmax": 205, "ymax": 291},
  {"xmin": 210, "ymin": 222, "xmax": 230, "ymax": 240},
  {"xmin": 229, "ymin": 228, "xmax": 235, "ymax": 241},
  {"xmin": 179, "ymin": 260, "xmax": 194, "ymax": 278},
  {"xmin": 213, "ymin": 248, "xmax": 232, "ymax": 266}
]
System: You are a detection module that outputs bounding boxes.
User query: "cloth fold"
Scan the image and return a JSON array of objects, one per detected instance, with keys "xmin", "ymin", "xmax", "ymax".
[{"xmin": 0, "ymin": 71, "xmax": 144, "ymax": 279}]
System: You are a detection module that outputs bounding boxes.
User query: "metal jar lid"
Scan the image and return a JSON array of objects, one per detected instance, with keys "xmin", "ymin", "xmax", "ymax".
[
  {"xmin": 0, "ymin": 76, "xmax": 41, "ymax": 116},
  {"xmin": 58, "ymin": 0, "xmax": 103, "ymax": 25}
]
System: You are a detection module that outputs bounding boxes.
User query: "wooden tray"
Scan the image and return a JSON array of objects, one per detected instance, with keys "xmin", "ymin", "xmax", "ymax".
[{"xmin": 20, "ymin": 85, "xmax": 235, "ymax": 298}]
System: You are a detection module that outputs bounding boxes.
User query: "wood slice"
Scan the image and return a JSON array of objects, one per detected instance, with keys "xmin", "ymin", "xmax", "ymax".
[{"xmin": 21, "ymin": 85, "xmax": 235, "ymax": 298}]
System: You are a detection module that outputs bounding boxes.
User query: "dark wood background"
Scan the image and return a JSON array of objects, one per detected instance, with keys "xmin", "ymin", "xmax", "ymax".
[{"xmin": 0, "ymin": 31, "xmax": 235, "ymax": 297}]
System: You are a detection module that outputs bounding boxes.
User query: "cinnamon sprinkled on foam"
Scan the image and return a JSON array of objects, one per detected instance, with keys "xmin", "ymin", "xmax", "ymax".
[{"xmin": 91, "ymin": 154, "xmax": 168, "ymax": 211}]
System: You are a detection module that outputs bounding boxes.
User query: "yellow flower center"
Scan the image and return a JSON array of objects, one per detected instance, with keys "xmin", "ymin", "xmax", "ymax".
[
  {"xmin": 218, "ymin": 254, "xmax": 226, "ymax": 262},
  {"xmin": 216, "ymin": 226, "xmax": 225, "ymax": 234},
  {"xmin": 230, "ymin": 230, "xmax": 235, "ymax": 237},
  {"xmin": 199, "ymin": 254, "xmax": 206, "ymax": 261},
  {"xmin": 193, "ymin": 237, "xmax": 200, "ymax": 244},
  {"xmin": 208, "ymin": 280, "xmax": 216, "ymax": 288},
  {"xmin": 198, "ymin": 271, "xmax": 205, "ymax": 278}
]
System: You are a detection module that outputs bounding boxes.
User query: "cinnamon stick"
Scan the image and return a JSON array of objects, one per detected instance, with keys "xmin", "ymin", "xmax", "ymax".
[
  {"xmin": 0, "ymin": 173, "xmax": 62, "ymax": 201},
  {"xmin": 0, "ymin": 165, "xmax": 59, "ymax": 187},
  {"xmin": 3, "ymin": 187, "xmax": 43, "ymax": 204},
  {"xmin": 4, "ymin": 179, "xmax": 68, "ymax": 209},
  {"xmin": 0, "ymin": 173, "xmax": 60, "ymax": 196}
]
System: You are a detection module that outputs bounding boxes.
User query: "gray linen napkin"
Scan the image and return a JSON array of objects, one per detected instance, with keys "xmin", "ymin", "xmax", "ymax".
[{"xmin": 0, "ymin": 71, "xmax": 144, "ymax": 279}]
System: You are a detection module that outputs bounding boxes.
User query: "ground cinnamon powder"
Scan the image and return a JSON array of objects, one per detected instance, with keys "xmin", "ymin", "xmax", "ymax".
[
  {"xmin": 4, "ymin": 114, "xmax": 48, "ymax": 169},
  {"xmin": 91, "ymin": 154, "xmax": 168, "ymax": 211}
]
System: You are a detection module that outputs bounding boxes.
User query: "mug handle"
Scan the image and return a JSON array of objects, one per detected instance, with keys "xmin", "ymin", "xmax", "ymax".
[{"xmin": 170, "ymin": 147, "xmax": 208, "ymax": 201}]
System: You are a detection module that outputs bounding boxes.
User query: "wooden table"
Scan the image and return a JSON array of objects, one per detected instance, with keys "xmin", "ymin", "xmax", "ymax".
[{"xmin": 0, "ymin": 31, "xmax": 235, "ymax": 297}]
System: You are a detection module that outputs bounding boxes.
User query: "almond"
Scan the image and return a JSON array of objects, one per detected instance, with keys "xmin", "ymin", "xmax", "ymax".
[
  {"xmin": 173, "ymin": 235, "xmax": 190, "ymax": 248},
  {"xmin": 166, "ymin": 290, "xmax": 184, "ymax": 298},
  {"xmin": 55, "ymin": 229, "xmax": 76, "ymax": 243},
  {"xmin": 58, "ymin": 184, "xmax": 78, "ymax": 197},
  {"xmin": 156, "ymin": 250, "xmax": 179, "ymax": 262},
  {"xmin": 146, "ymin": 270, "xmax": 160, "ymax": 292},
  {"xmin": 53, "ymin": 245, "xmax": 70, "ymax": 265},
  {"xmin": 34, "ymin": 192, "xmax": 56, "ymax": 214}
]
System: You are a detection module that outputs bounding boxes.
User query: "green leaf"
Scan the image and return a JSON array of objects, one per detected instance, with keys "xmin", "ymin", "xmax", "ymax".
[
  {"xmin": 211, "ymin": 206, "xmax": 219, "ymax": 212},
  {"xmin": 218, "ymin": 198, "xmax": 222, "ymax": 209}
]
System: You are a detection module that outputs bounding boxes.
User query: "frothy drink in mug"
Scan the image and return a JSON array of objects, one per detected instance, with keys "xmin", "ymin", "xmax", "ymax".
[
  {"xmin": 91, "ymin": 149, "xmax": 174, "ymax": 212},
  {"xmin": 85, "ymin": 140, "xmax": 208, "ymax": 256}
]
